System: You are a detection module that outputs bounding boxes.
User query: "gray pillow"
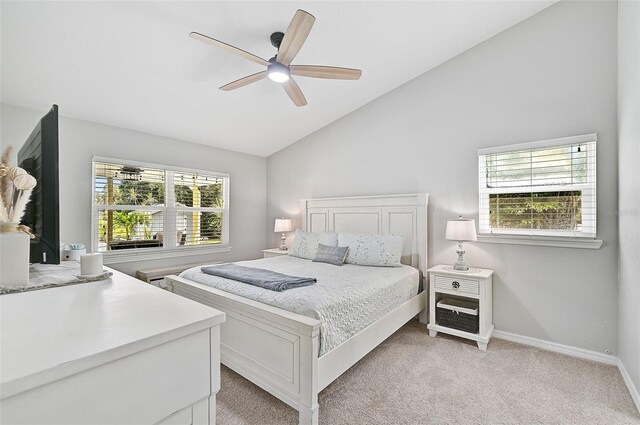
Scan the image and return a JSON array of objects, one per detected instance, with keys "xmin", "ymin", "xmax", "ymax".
[{"xmin": 313, "ymin": 244, "xmax": 349, "ymax": 266}]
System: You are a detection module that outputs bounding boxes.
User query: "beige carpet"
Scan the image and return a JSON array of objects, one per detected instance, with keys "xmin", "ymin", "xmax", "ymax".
[{"xmin": 217, "ymin": 321, "xmax": 640, "ymax": 425}]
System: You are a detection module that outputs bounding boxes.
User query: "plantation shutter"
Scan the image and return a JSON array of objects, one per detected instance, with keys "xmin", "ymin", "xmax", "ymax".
[{"xmin": 478, "ymin": 133, "xmax": 597, "ymax": 238}]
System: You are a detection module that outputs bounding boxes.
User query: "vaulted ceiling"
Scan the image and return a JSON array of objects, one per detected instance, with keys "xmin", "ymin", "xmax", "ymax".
[{"xmin": 1, "ymin": 1, "xmax": 555, "ymax": 157}]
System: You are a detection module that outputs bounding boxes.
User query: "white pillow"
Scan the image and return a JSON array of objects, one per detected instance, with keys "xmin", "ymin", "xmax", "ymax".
[
  {"xmin": 338, "ymin": 233, "xmax": 405, "ymax": 267},
  {"xmin": 289, "ymin": 230, "xmax": 338, "ymax": 260}
]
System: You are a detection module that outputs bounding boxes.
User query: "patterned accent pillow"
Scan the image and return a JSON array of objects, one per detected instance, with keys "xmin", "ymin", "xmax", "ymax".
[
  {"xmin": 338, "ymin": 233, "xmax": 405, "ymax": 267},
  {"xmin": 313, "ymin": 244, "xmax": 349, "ymax": 266},
  {"xmin": 289, "ymin": 230, "xmax": 338, "ymax": 260}
]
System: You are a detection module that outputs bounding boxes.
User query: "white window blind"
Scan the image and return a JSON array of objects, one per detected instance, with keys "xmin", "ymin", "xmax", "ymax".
[
  {"xmin": 478, "ymin": 133, "xmax": 597, "ymax": 238},
  {"xmin": 92, "ymin": 158, "xmax": 230, "ymax": 254},
  {"xmin": 173, "ymin": 171, "xmax": 227, "ymax": 248}
]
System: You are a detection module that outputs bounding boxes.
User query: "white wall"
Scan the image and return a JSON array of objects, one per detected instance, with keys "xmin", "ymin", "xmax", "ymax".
[
  {"xmin": 1, "ymin": 103, "xmax": 267, "ymax": 275},
  {"xmin": 267, "ymin": 1, "xmax": 619, "ymax": 354},
  {"xmin": 618, "ymin": 0, "xmax": 640, "ymax": 408}
]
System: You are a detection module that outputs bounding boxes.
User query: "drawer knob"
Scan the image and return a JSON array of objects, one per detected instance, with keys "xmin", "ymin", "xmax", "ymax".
[{"xmin": 452, "ymin": 281, "xmax": 460, "ymax": 290}]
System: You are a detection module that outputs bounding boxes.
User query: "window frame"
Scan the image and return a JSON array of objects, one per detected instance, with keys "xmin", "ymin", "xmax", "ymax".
[
  {"xmin": 91, "ymin": 156, "xmax": 231, "ymax": 264},
  {"xmin": 477, "ymin": 134, "xmax": 602, "ymax": 249}
]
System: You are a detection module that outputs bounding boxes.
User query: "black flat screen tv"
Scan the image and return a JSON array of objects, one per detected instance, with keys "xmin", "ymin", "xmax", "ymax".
[{"xmin": 18, "ymin": 105, "xmax": 60, "ymax": 264}]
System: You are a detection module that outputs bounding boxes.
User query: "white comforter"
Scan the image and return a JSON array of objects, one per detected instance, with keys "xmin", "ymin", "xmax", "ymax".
[{"xmin": 180, "ymin": 255, "xmax": 420, "ymax": 356}]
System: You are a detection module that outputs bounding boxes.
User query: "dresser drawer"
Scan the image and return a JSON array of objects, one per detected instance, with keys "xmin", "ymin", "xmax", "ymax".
[
  {"xmin": 1, "ymin": 330, "xmax": 211, "ymax": 425},
  {"xmin": 157, "ymin": 405, "xmax": 193, "ymax": 425},
  {"xmin": 434, "ymin": 275, "xmax": 479, "ymax": 296}
]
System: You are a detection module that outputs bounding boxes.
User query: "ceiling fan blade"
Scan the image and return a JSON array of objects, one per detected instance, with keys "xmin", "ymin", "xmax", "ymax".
[
  {"xmin": 282, "ymin": 78, "xmax": 307, "ymax": 107},
  {"xmin": 290, "ymin": 65, "xmax": 362, "ymax": 80},
  {"xmin": 276, "ymin": 10, "xmax": 315, "ymax": 66},
  {"xmin": 190, "ymin": 32, "xmax": 270, "ymax": 67},
  {"xmin": 219, "ymin": 71, "xmax": 267, "ymax": 91}
]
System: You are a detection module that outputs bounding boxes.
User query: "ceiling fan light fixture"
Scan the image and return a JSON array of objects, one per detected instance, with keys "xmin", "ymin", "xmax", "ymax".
[{"xmin": 267, "ymin": 62, "xmax": 290, "ymax": 83}]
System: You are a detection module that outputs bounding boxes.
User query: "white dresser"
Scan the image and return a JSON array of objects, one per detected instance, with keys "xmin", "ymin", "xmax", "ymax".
[{"xmin": 0, "ymin": 267, "xmax": 225, "ymax": 425}]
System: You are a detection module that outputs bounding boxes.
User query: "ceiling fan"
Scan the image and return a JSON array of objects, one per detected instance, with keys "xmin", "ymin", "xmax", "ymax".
[{"xmin": 190, "ymin": 9, "xmax": 362, "ymax": 107}]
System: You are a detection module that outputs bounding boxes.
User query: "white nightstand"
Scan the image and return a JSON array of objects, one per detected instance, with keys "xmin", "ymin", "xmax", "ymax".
[
  {"xmin": 262, "ymin": 248, "xmax": 289, "ymax": 258},
  {"xmin": 427, "ymin": 264, "xmax": 494, "ymax": 351}
]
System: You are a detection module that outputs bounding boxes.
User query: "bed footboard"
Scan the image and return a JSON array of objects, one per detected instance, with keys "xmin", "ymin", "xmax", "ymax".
[{"xmin": 166, "ymin": 275, "xmax": 322, "ymax": 425}]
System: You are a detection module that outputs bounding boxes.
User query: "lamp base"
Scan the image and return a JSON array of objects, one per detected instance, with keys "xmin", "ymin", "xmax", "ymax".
[
  {"xmin": 452, "ymin": 242, "xmax": 469, "ymax": 271},
  {"xmin": 279, "ymin": 233, "xmax": 288, "ymax": 251},
  {"xmin": 452, "ymin": 261, "xmax": 469, "ymax": 271}
]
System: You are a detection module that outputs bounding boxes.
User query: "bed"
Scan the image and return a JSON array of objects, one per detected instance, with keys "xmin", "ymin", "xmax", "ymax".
[{"xmin": 166, "ymin": 194, "xmax": 428, "ymax": 425}]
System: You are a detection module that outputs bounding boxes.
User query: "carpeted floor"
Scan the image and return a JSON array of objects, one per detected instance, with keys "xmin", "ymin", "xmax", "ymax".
[{"xmin": 217, "ymin": 321, "xmax": 640, "ymax": 425}]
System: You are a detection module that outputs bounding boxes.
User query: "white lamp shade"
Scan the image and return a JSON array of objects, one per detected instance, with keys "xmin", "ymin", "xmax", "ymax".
[
  {"xmin": 445, "ymin": 218, "xmax": 477, "ymax": 242},
  {"xmin": 274, "ymin": 218, "xmax": 293, "ymax": 233}
]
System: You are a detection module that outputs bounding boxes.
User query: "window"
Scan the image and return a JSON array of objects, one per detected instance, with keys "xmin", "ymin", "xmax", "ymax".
[
  {"xmin": 478, "ymin": 134, "xmax": 596, "ymax": 239},
  {"xmin": 92, "ymin": 158, "xmax": 229, "ymax": 255}
]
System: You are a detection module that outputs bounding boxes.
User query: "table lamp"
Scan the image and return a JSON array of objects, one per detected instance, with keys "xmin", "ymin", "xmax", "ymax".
[
  {"xmin": 445, "ymin": 216, "xmax": 477, "ymax": 271},
  {"xmin": 274, "ymin": 217, "xmax": 293, "ymax": 250}
]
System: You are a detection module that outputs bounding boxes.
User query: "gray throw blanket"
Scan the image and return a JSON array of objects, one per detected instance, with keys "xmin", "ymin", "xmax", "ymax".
[{"xmin": 200, "ymin": 264, "xmax": 316, "ymax": 292}]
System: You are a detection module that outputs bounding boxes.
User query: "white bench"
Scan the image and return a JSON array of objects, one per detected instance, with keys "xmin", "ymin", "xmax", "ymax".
[{"xmin": 136, "ymin": 261, "xmax": 220, "ymax": 288}]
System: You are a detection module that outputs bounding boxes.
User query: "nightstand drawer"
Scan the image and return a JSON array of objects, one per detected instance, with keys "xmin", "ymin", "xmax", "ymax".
[{"xmin": 434, "ymin": 275, "xmax": 479, "ymax": 295}]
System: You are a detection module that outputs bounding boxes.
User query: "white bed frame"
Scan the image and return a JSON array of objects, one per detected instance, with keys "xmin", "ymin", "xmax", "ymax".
[{"xmin": 166, "ymin": 193, "xmax": 429, "ymax": 425}]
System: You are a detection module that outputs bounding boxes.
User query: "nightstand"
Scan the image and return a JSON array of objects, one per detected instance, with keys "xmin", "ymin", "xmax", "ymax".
[
  {"xmin": 427, "ymin": 264, "xmax": 494, "ymax": 351},
  {"xmin": 262, "ymin": 248, "xmax": 289, "ymax": 258}
]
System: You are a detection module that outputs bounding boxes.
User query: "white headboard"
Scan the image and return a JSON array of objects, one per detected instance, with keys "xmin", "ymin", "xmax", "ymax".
[{"xmin": 300, "ymin": 194, "xmax": 429, "ymax": 274}]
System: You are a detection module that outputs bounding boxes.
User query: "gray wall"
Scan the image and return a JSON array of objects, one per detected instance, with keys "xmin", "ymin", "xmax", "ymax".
[
  {"xmin": 267, "ymin": 1, "xmax": 619, "ymax": 354},
  {"xmin": 1, "ymin": 103, "xmax": 267, "ymax": 275},
  {"xmin": 618, "ymin": 0, "xmax": 640, "ymax": 404}
]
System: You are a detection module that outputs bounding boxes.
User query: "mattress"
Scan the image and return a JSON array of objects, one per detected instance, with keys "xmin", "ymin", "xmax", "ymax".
[{"xmin": 180, "ymin": 255, "xmax": 420, "ymax": 356}]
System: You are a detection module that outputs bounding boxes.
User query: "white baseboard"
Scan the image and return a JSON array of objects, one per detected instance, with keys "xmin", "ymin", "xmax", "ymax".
[
  {"xmin": 618, "ymin": 359, "xmax": 640, "ymax": 414},
  {"xmin": 493, "ymin": 330, "xmax": 618, "ymax": 365}
]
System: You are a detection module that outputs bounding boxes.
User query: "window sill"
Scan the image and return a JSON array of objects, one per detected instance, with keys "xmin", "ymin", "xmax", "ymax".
[
  {"xmin": 103, "ymin": 245, "xmax": 232, "ymax": 265},
  {"xmin": 476, "ymin": 235, "xmax": 603, "ymax": 249}
]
